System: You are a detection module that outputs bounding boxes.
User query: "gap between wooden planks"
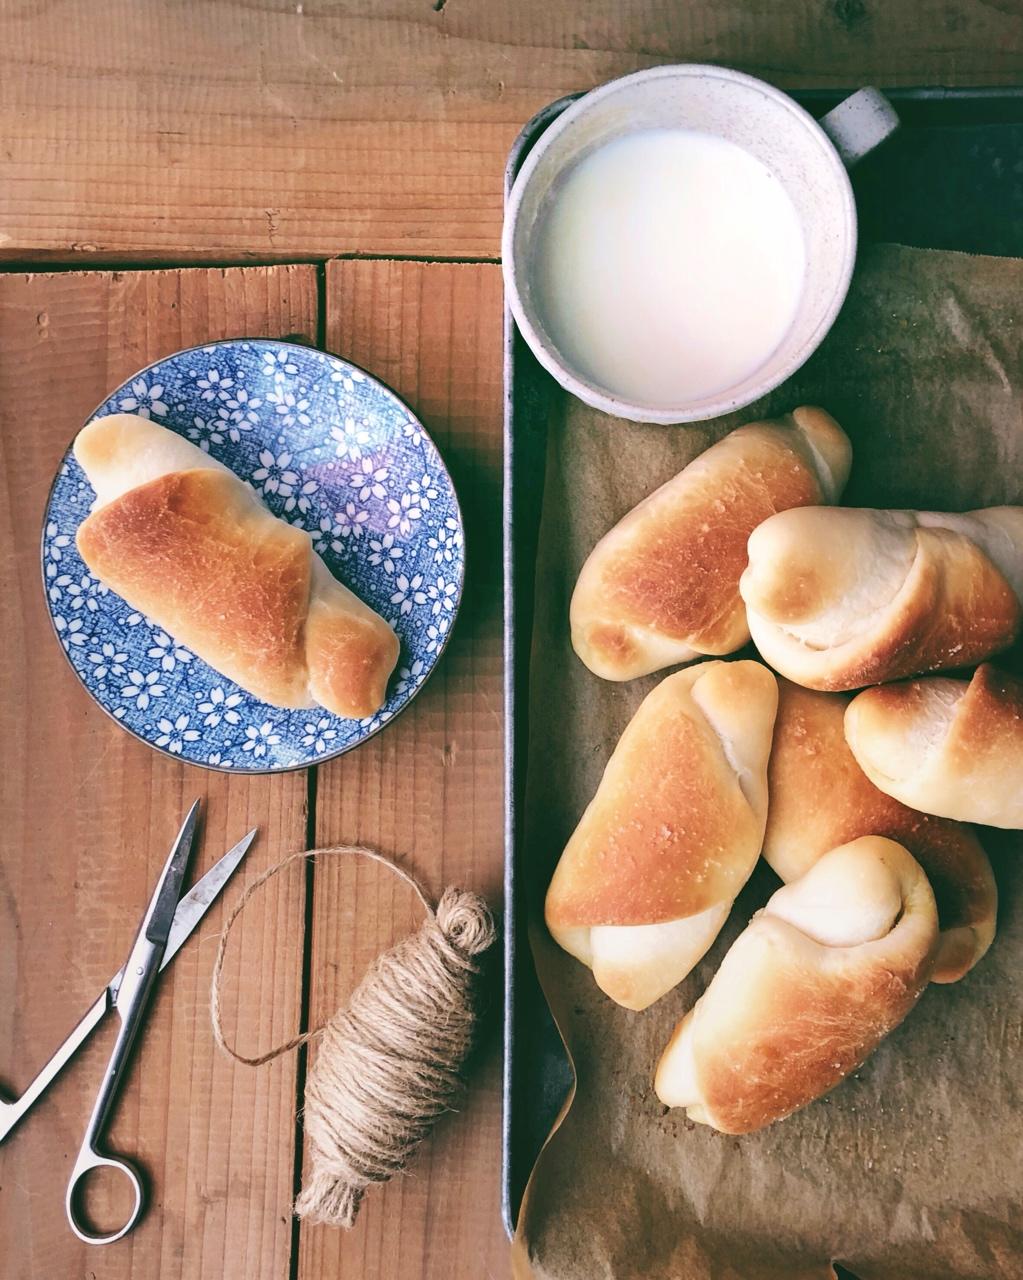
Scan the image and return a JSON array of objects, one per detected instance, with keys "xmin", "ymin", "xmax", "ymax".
[
  {"xmin": 3, "ymin": 0, "xmax": 1023, "ymax": 262},
  {"xmin": 0, "ymin": 259, "xmax": 506, "ymax": 1280}
]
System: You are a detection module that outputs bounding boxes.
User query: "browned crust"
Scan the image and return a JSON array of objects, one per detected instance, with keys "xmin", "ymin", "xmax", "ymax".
[
  {"xmin": 696, "ymin": 922, "xmax": 931, "ymax": 1134},
  {"xmin": 766, "ymin": 681, "xmax": 996, "ymax": 983},
  {"xmin": 576, "ymin": 420, "xmax": 830, "ymax": 662},
  {"xmin": 545, "ymin": 665, "xmax": 770, "ymax": 927},
  {"xmin": 945, "ymin": 662, "xmax": 1023, "ymax": 772},
  {"xmin": 808, "ymin": 528, "xmax": 1020, "ymax": 691},
  {"xmin": 306, "ymin": 601, "xmax": 400, "ymax": 720},
  {"xmin": 77, "ymin": 469, "xmax": 313, "ymax": 707}
]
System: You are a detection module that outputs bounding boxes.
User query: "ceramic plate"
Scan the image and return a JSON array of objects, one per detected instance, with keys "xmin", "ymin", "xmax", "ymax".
[{"xmin": 42, "ymin": 339, "xmax": 464, "ymax": 772}]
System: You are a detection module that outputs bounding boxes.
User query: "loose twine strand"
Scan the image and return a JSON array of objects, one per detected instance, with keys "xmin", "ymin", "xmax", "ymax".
[{"xmin": 209, "ymin": 844, "xmax": 496, "ymax": 1229}]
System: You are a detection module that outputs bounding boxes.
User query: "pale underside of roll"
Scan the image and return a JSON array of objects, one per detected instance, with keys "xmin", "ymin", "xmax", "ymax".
[
  {"xmin": 544, "ymin": 659, "xmax": 778, "ymax": 1011},
  {"xmin": 765, "ymin": 679, "xmax": 996, "ymax": 983},
  {"xmin": 740, "ymin": 505, "xmax": 1023, "ymax": 690},
  {"xmin": 74, "ymin": 414, "xmax": 399, "ymax": 719},
  {"xmin": 846, "ymin": 663, "xmax": 1023, "ymax": 829},
  {"xmin": 655, "ymin": 836, "xmax": 939, "ymax": 1133},
  {"xmin": 570, "ymin": 407, "xmax": 852, "ymax": 682}
]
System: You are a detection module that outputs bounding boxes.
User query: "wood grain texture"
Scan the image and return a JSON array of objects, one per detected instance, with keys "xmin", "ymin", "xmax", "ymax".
[
  {"xmin": 297, "ymin": 260, "xmax": 506, "ymax": 1279},
  {"xmin": 3, "ymin": 0, "xmax": 1021, "ymax": 261},
  {"xmin": 0, "ymin": 266, "xmax": 316, "ymax": 1280}
]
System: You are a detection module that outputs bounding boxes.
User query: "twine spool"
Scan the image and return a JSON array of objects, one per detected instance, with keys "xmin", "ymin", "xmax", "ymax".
[{"xmin": 209, "ymin": 845, "xmax": 496, "ymax": 1229}]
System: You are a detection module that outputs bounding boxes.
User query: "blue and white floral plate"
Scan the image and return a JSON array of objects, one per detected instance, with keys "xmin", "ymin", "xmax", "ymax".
[{"xmin": 42, "ymin": 339, "xmax": 464, "ymax": 772}]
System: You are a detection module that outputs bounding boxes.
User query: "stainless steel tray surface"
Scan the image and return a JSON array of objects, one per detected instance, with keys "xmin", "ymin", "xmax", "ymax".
[{"xmin": 501, "ymin": 84, "xmax": 1023, "ymax": 1242}]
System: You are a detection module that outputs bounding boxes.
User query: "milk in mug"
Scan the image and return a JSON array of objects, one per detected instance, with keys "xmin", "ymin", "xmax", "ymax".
[{"xmin": 533, "ymin": 128, "xmax": 807, "ymax": 407}]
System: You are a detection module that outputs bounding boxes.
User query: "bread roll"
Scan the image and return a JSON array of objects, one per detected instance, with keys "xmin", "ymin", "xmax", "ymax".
[
  {"xmin": 846, "ymin": 663, "xmax": 1023, "ymax": 828},
  {"xmin": 74, "ymin": 414, "xmax": 399, "ymax": 718},
  {"xmin": 740, "ymin": 506, "xmax": 1023, "ymax": 691},
  {"xmin": 655, "ymin": 836, "xmax": 938, "ymax": 1133},
  {"xmin": 570, "ymin": 408, "xmax": 852, "ymax": 681},
  {"xmin": 544, "ymin": 660, "xmax": 778, "ymax": 1010},
  {"xmin": 766, "ymin": 680, "xmax": 995, "ymax": 982}
]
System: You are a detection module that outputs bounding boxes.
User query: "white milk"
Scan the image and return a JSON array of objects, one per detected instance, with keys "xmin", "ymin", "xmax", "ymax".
[{"xmin": 533, "ymin": 128, "xmax": 807, "ymax": 406}]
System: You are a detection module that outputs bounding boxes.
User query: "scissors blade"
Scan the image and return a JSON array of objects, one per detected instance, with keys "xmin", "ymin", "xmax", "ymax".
[
  {"xmin": 144, "ymin": 798, "xmax": 200, "ymax": 948},
  {"xmin": 0, "ymin": 827, "xmax": 256, "ymax": 1146},
  {"xmin": 161, "ymin": 827, "xmax": 256, "ymax": 968}
]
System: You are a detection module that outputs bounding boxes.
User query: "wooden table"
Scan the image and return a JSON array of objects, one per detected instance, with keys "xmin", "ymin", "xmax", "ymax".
[{"xmin": 2, "ymin": 5, "xmax": 1020, "ymax": 1279}]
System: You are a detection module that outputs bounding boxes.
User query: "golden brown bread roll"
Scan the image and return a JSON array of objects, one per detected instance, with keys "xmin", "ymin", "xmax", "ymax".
[
  {"xmin": 766, "ymin": 679, "xmax": 996, "ymax": 982},
  {"xmin": 570, "ymin": 407, "xmax": 852, "ymax": 681},
  {"xmin": 544, "ymin": 660, "xmax": 778, "ymax": 1010},
  {"xmin": 846, "ymin": 663, "xmax": 1023, "ymax": 829},
  {"xmin": 654, "ymin": 836, "xmax": 939, "ymax": 1133},
  {"xmin": 74, "ymin": 414, "xmax": 399, "ymax": 718},
  {"xmin": 740, "ymin": 506, "xmax": 1023, "ymax": 690}
]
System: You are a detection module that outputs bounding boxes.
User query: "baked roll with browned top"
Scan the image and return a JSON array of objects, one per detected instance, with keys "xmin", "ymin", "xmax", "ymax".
[
  {"xmin": 740, "ymin": 506, "xmax": 1023, "ymax": 690},
  {"xmin": 846, "ymin": 664, "xmax": 1023, "ymax": 828},
  {"xmin": 766, "ymin": 680, "xmax": 996, "ymax": 983},
  {"xmin": 570, "ymin": 408, "xmax": 852, "ymax": 681},
  {"xmin": 655, "ymin": 836, "xmax": 939, "ymax": 1133},
  {"xmin": 545, "ymin": 659, "xmax": 778, "ymax": 1010},
  {"xmin": 74, "ymin": 414, "xmax": 399, "ymax": 718}
]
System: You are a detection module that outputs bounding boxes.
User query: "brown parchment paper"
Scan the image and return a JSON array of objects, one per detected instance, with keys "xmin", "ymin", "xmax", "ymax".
[{"xmin": 513, "ymin": 244, "xmax": 1023, "ymax": 1280}]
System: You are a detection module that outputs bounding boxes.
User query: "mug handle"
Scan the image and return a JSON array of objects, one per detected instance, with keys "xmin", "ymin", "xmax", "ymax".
[{"xmin": 819, "ymin": 87, "xmax": 899, "ymax": 168}]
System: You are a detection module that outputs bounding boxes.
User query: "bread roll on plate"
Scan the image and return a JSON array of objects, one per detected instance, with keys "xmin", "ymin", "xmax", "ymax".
[
  {"xmin": 655, "ymin": 836, "xmax": 938, "ymax": 1133},
  {"xmin": 740, "ymin": 506, "xmax": 1023, "ymax": 690},
  {"xmin": 846, "ymin": 664, "xmax": 1023, "ymax": 829},
  {"xmin": 545, "ymin": 660, "xmax": 777, "ymax": 1010},
  {"xmin": 570, "ymin": 408, "xmax": 851, "ymax": 681},
  {"xmin": 766, "ymin": 680, "xmax": 995, "ymax": 982},
  {"xmin": 74, "ymin": 414, "xmax": 399, "ymax": 718}
]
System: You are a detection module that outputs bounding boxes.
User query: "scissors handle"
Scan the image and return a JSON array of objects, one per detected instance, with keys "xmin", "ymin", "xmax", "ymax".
[
  {"xmin": 65, "ymin": 936, "xmax": 160, "ymax": 1245},
  {"xmin": 0, "ymin": 991, "xmax": 109, "ymax": 1144},
  {"xmin": 66, "ymin": 1147, "xmax": 144, "ymax": 1246}
]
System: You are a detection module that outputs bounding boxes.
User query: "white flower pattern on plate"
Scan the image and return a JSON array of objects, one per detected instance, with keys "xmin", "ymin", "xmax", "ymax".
[
  {"xmin": 43, "ymin": 341, "xmax": 462, "ymax": 771},
  {"xmin": 428, "ymin": 574, "xmax": 458, "ymax": 615},
  {"xmin": 349, "ymin": 458, "xmax": 389, "ymax": 502},
  {"xmin": 155, "ymin": 714, "xmax": 201, "ymax": 754},
  {"xmin": 197, "ymin": 686, "xmax": 244, "ymax": 727},
  {"xmin": 385, "ymin": 492, "xmax": 423, "ymax": 536},
  {"xmin": 261, "ymin": 349, "xmax": 299, "ymax": 380},
  {"xmin": 267, "ymin": 388, "xmax": 312, "ymax": 428},
  {"xmin": 284, "ymin": 478, "xmax": 319, "ymax": 516},
  {"xmin": 119, "ymin": 377, "xmax": 168, "ymax": 419},
  {"xmin": 408, "ymin": 473, "xmax": 438, "ymax": 511},
  {"xmin": 121, "ymin": 669, "xmax": 166, "ymax": 710},
  {"xmin": 330, "ymin": 418, "xmax": 372, "ymax": 462},
  {"xmin": 88, "ymin": 643, "xmax": 128, "ymax": 681},
  {"xmin": 368, "ymin": 533, "xmax": 403, "ymax": 574},
  {"xmin": 252, "ymin": 449, "xmax": 300, "ymax": 497},
  {"xmin": 390, "ymin": 573, "xmax": 427, "ymax": 616},
  {"xmin": 323, "ymin": 502, "xmax": 369, "ymax": 550},
  {"xmin": 243, "ymin": 720, "xmax": 282, "ymax": 758},
  {"xmin": 427, "ymin": 517, "xmax": 462, "ymax": 564},
  {"xmin": 187, "ymin": 414, "xmax": 225, "ymax": 451},
  {"xmin": 301, "ymin": 717, "xmax": 338, "ymax": 755},
  {"xmin": 148, "ymin": 631, "xmax": 193, "ymax": 672},
  {"xmin": 196, "ymin": 368, "xmax": 233, "ymax": 401}
]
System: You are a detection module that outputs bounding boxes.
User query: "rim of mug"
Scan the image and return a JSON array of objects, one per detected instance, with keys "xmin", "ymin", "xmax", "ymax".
[{"xmin": 502, "ymin": 63, "xmax": 858, "ymax": 425}]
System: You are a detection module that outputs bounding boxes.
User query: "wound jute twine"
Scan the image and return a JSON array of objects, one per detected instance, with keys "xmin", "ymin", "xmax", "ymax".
[{"xmin": 209, "ymin": 845, "xmax": 496, "ymax": 1229}]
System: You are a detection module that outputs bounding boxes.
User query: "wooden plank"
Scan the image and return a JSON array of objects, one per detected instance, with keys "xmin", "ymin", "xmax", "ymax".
[
  {"xmin": 297, "ymin": 260, "xmax": 505, "ymax": 1279},
  {"xmin": 0, "ymin": 266, "xmax": 316, "ymax": 1279},
  {"xmin": 3, "ymin": 1, "xmax": 1021, "ymax": 262}
]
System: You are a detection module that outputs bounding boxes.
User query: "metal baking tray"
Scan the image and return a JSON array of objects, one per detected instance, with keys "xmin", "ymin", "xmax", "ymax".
[{"xmin": 501, "ymin": 84, "xmax": 1023, "ymax": 1240}]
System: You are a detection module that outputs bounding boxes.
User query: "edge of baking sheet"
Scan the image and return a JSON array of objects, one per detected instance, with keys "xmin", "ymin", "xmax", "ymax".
[
  {"xmin": 502, "ymin": 92, "xmax": 581, "ymax": 1240},
  {"xmin": 499, "ymin": 80, "xmax": 1023, "ymax": 1242}
]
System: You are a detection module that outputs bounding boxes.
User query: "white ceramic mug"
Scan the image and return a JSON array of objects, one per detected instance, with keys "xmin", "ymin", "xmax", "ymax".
[{"xmin": 503, "ymin": 65, "xmax": 899, "ymax": 424}]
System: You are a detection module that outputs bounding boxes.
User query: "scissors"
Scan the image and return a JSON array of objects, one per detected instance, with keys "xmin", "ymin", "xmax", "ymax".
[{"xmin": 0, "ymin": 799, "xmax": 255, "ymax": 1245}]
